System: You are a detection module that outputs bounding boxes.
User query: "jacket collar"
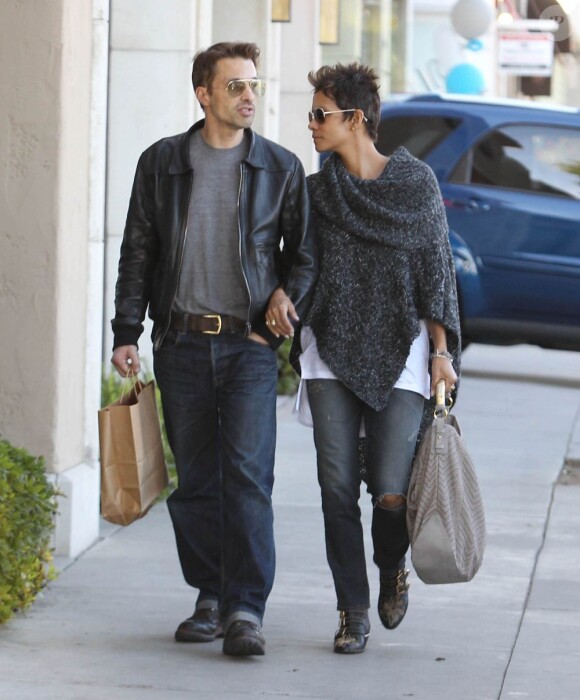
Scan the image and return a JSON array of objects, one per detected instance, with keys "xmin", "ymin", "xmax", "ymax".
[{"xmin": 168, "ymin": 119, "xmax": 266, "ymax": 174}]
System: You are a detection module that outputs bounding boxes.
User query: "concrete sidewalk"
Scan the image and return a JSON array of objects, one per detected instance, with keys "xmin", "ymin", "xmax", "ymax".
[{"xmin": 1, "ymin": 345, "xmax": 580, "ymax": 699}]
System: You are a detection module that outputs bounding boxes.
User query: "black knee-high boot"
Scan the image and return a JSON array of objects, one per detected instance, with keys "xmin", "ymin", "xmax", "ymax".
[
  {"xmin": 371, "ymin": 504, "xmax": 409, "ymax": 570},
  {"xmin": 372, "ymin": 504, "xmax": 410, "ymax": 630}
]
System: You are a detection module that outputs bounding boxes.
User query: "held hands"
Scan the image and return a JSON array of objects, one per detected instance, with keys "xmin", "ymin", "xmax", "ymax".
[
  {"xmin": 111, "ymin": 345, "xmax": 141, "ymax": 377},
  {"xmin": 265, "ymin": 288, "xmax": 299, "ymax": 339}
]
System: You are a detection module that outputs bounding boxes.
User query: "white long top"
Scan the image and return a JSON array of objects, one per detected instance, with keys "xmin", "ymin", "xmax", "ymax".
[{"xmin": 294, "ymin": 321, "xmax": 430, "ymax": 427}]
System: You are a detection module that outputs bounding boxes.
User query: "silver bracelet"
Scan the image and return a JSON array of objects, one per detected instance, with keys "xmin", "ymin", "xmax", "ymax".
[{"xmin": 430, "ymin": 349, "xmax": 453, "ymax": 361}]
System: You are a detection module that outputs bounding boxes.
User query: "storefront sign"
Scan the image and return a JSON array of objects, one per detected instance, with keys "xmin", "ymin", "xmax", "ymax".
[{"xmin": 498, "ymin": 31, "xmax": 555, "ymax": 76}]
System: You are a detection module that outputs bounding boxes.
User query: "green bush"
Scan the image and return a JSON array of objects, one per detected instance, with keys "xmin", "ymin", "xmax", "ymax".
[
  {"xmin": 276, "ymin": 338, "xmax": 300, "ymax": 396},
  {"xmin": 0, "ymin": 439, "xmax": 58, "ymax": 624}
]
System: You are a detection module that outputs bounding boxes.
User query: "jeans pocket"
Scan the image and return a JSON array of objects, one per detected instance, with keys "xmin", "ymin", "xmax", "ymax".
[
  {"xmin": 246, "ymin": 335, "xmax": 273, "ymax": 350},
  {"xmin": 155, "ymin": 330, "xmax": 181, "ymax": 353}
]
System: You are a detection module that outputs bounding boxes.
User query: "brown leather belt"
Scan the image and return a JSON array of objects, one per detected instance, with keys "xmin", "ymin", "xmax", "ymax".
[{"xmin": 169, "ymin": 312, "xmax": 247, "ymax": 335}]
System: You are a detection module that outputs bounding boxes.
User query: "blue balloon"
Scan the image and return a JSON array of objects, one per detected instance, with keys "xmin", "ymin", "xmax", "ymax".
[
  {"xmin": 467, "ymin": 38, "xmax": 483, "ymax": 52},
  {"xmin": 445, "ymin": 63, "xmax": 485, "ymax": 95}
]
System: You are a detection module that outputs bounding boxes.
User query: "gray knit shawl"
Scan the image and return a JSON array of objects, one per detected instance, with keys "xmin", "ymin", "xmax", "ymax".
[{"xmin": 305, "ymin": 147, "xmax": 461, "ymax": 411}]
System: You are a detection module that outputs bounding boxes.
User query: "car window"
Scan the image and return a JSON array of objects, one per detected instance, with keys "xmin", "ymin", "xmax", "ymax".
[
  {"xmin": 376, "ymin": 115, "xmax": 461, "ymax": 159},
  {"xmin": 450, "ymin": 124, "xmax": 580, "ymax": 199}
]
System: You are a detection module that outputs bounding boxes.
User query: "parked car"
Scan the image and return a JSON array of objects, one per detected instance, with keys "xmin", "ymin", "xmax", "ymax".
[{"xmin": 375, "ymin": 94, "xmax": 580, "ymax": 351}]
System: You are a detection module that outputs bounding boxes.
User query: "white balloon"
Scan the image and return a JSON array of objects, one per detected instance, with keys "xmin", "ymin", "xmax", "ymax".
[
  {"xmin": 540, "ymin": 5, "xmax": 571, "ymax": 43},
  {"xmin": 451, "ymin": 0, "xmax": 494, "ymax": 39}
]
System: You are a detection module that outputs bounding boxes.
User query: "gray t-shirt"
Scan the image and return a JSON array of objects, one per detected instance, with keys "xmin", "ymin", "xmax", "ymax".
[{"xmin": 173, "ymin": 130, "xmax": 250, "ymax": 319}]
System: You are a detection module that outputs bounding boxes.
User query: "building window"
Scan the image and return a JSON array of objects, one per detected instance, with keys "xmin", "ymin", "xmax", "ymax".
[
  {"xmin": 272, "ymin": 0, "xmax": 291, "ymax": 22},
  {"xmin": 320, "ymin": 0, "xmax": 340, "ymax": 44}
]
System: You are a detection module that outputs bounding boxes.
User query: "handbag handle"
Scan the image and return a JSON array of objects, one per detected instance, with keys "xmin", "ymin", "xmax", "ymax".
[{"xmin": 434, "ymin": 380, "xmax": 453, "ymax": 418}]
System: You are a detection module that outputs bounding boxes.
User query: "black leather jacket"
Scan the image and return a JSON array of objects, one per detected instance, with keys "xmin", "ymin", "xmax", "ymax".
[{"xmin": 112, "ymin": 121, "xmax": 317, "ymax": 350}]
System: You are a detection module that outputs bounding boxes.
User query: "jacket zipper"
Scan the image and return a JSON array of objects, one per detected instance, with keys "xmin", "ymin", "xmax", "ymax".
[
  {"xmin": 154, "ymin": 172, "xmax": 193, "ymax": 350},
  {"xmin": 238, "ymin": 162, "xmax": 252, "ymax": 334}
]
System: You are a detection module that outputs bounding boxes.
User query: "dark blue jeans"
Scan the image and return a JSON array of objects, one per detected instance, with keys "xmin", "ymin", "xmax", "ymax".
[
  {"xmin": 307, "ymin": 380, "xmax": 425, "ymax": 611},
  {"xmin": 154, "ymin": 331, "xmax": 277, "ymax": 627}
]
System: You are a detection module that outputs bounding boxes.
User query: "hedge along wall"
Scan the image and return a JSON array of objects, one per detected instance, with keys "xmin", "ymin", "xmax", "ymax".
[{"xmin": 0, "ymin": 439, "xmax": 58, "ymax": 624}]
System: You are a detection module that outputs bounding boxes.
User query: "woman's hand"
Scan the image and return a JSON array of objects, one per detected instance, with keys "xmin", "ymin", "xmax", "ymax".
[
  {"xmin": 430, "ymin": 356, "xmax": 457, "ymax": 397},
  {"xmin": 427, "ymin": 320, "xmax": 457, "ymax": 397}
]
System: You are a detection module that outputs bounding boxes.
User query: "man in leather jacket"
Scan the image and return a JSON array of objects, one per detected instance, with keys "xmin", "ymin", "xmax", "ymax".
[{"xmin": 111, "ymin": 42, "xmax": 316, "ymax": 657}]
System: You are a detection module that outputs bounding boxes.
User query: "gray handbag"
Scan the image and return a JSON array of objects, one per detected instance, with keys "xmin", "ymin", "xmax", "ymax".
[{"xmin": 407, "ymin": 382, "xmax": 486, "ymax": 584}]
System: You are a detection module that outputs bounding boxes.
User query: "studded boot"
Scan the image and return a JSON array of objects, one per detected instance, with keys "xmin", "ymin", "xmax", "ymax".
[
  {"xmin": 378, "ymin": 563, "xmax": 410, "ymax": 630},
  {"xmin": 333, "ymin": 610, "xmax": 371, "ymax": 654}
]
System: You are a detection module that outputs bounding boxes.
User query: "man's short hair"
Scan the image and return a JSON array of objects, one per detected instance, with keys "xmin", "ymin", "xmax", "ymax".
[
  {"xmin": 192, "ymin": 42, "xmax": 261, "ymax": 93},
  {"xmin": 308, "ymin": 63, "xmax": 381, "ymax": 142}
]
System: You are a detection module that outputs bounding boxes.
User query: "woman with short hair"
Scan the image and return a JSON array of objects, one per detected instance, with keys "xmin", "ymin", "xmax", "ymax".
[{"xmin": 289, "ymin": 63, "xmax": 460, "ymax": 654}]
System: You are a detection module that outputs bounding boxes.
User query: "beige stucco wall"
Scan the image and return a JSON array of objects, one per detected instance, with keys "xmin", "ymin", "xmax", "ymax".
[
  {"xmin": 1, "ymin": 2, "xmax": 59, "ymax": 457},
  {"xmin": 0, "ymin": 0, "xmax": 92, "ymax": 472}
]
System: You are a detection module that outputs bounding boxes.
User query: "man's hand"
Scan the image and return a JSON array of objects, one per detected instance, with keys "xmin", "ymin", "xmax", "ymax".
[
  {"xmin": 247, "ymin": 332, "xmax": 270, "ymax": 346},
  {"xmin": 265, "ymin": 288, "xmax": 299, "ymax": 339},
  {"xmin": 111, "ymin": 345, "xmax": 141, "ymax": 377}
]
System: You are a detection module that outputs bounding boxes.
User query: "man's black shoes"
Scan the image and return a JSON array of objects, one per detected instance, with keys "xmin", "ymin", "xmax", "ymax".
[
  {"xmin": 175, "ymin": 607, "xmax": 223, "ymax": 642},
  {"xmin": 222, "ymin": 620, "xmax": 266, "ymax": 657},
  {"xmin": 175, "ymin": 609, "xmax": 265, "ymax": 656}
]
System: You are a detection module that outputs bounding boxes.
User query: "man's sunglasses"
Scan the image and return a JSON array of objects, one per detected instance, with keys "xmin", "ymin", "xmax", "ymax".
[
  {"xmin": 225, "ymin": 78, "xmax": 266, "ymax": 97},
  {"xmin": 308, "ymin": 107, "xmax": 368, "ymax": 124}
]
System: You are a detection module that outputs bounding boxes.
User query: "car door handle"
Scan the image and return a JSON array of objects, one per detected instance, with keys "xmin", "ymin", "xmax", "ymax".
[
  {"xmin": 444, "ymin": 197, "xmax": 491, "ymax": 212},
  {"xmin": 467, "ymin": 197, "xmax": 491, "ymax": 212}
]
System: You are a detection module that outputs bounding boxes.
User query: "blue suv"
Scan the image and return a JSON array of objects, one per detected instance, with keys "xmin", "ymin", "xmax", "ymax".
[{"xmin": 376, "ymin": 95, "xmax": 580, "ymax": 351}]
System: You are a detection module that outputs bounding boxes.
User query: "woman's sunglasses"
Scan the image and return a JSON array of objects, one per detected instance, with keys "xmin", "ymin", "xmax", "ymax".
[
  {"xmin": 225, "ymin": 78, "xmax": 266, "ymax": 97},
  {"xmin": 308, "ymin": 108, "xmax": 368, "ymax": 124}
]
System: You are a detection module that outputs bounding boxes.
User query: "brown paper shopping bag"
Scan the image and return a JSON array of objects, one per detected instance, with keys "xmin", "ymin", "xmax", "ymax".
[{"xmin": 98, "ymin": 379, "xmax": 168, "ymax": 526}]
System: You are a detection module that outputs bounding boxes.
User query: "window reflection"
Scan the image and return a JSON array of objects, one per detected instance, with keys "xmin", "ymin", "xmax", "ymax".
[{"xmin": 452, "ymin": 125, "xmax": 580, "ymax": 199}]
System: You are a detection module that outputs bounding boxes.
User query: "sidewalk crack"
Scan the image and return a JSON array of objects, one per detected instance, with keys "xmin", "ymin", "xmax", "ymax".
[{"xmin": 496, "ymin": 480, "xmax": 557, "ymax": 699}]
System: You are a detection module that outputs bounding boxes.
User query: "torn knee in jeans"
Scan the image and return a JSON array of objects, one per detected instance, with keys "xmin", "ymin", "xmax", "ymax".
[{"xmin": 375, "ymin": 494, "xmax": 406, "ymax": 510}]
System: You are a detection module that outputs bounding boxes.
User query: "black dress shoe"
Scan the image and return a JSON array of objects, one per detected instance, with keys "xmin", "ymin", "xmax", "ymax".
[
  {"xmin": 333, "ymin": 610, "xmax": 370, "ymax": 654},
  {"xmin": 222, "ymin": 620, "xmax": 265, "ymax": 656},
  {"xmin": 175, "ymin": 607, "xmax": 223, "ymax": 642}
]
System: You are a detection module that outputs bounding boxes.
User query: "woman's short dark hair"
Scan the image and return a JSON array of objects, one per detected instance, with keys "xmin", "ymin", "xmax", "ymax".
[
  {"xmin": 308, "ymin": 63, "xmax": 381, "ymax": 142},
  {"xmin": 192, "ymin": 42, "xmax": 260, "ymax": 92}
]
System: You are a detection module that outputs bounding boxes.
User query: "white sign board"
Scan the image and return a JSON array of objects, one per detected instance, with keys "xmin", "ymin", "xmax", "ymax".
[{"xmin": 498, "ymin": 31, "xmax": 555, "ymax": 76}]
